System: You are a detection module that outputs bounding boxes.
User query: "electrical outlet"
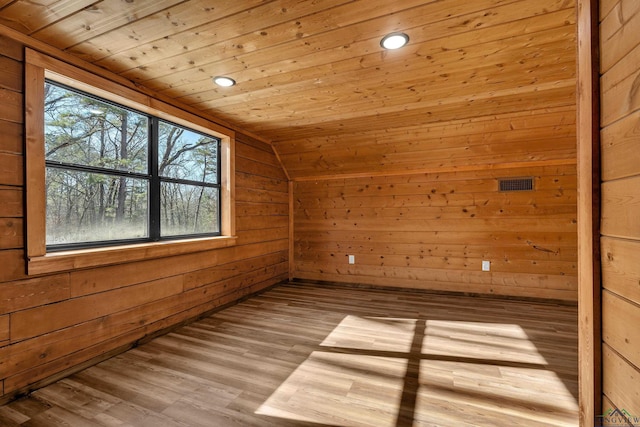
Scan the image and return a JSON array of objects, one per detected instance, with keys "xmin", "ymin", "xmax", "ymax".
[
  {"xmin": 482, "ymin": 260, "xmax": 491, "ymax": 271},
  {"xmin": 348, "ymin": 255, "xmax": 355, "ymax": 265}
]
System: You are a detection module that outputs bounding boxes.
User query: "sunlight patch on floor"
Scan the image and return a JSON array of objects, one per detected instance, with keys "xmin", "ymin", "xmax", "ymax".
[
  {"xmin": 255, "ymin": 351, "xmax": 406, "ymax": 426},
  {"xmin": 256, "ymin": 315, "xmax": 577, "ymax": 427}
]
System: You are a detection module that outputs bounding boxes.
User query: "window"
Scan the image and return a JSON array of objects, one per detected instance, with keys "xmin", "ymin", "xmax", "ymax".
[
  {"xmin": 25, "ymin": 49, "xmax": 236, "ymax": 274},
  {"xmin": 44, "ymin": 82, "xmax": 221, "ymax": 249}
]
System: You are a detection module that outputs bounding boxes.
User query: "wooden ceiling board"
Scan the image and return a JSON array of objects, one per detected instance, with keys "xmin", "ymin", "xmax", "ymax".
[
  {"xmin": 0, "ymin": 0, "xmax": 577, "ymax": 178},
  {"xmin": 30, "ymin": 0, "xmax": 187, "ymax": 48},
  {"xmin": 111, "ymin": 0, "xmax": 524, "ymax": 86},
  {"xmin": 0, "ymin": 0, "xmax": 96, "ymax": 34},
  {"xmin": 69, "ymin": 0, "xmax": 351, "ymax": 64},
  {"xmin": 92, "ymin": 0, "xmax": 425, "ymax": 75},
  {"xmin": 198, "ymin": 56, "xmax": 575, "ymax": 124},
  {"xmin": 175, "ymin": 24, "xmax": 575, "ymax": 109},
  {"xmin": 123, "ymin": 1, "xmax": 573, "ymax": 100}
]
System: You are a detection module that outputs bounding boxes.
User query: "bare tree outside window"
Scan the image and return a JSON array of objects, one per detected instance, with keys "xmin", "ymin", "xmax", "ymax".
[
  {"xmin": 44, "ymin": 82, "xmax": 220, "ymax": 249},
  {"xmin": 158, "ymin": 121, "xmax": 220, "ymax": 237}
]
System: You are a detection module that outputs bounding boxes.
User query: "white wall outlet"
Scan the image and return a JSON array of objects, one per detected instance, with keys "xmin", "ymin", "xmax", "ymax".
[
  {"xmin": 482, "ymin": 260, "xmax": 491, "ymax": 271},
  {"xmin": 348, "ymin": 255, "xmax": 355, "ymax": 265}
]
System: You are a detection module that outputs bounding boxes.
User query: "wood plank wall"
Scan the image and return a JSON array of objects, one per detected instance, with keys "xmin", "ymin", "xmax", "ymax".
[
  {"xmin": 293, "ymin": 160, "xmax": 578, "ymax": 301},
  {"xmin": 599, "ymin": 0, "xmax": 640, "ymax": 420},
  {"xmin": 0, "ymin": 34, "xmax": 289, "ymax": 402}
]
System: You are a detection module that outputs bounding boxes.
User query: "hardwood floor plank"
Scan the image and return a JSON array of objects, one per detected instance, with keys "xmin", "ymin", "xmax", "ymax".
[{"xmin": 1, "ymin": 282, "xmax": 578, "ymax": 426}]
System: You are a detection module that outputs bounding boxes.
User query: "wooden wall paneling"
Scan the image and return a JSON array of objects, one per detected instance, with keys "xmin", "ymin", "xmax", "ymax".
[
  {"xmin": 0, "ymin": 187, "xmax": 21, "ymax": 218},
  {"xmin": 276, "ymin": 106, "xmax": 577, "ymax": 178},
  {"xmin": 3, "ymin": 326, "xmax": 152, "ymax": 395},
  {"xmin": 283, "ymin": 134, "xmax": 576, "ymax": 172},
  {"xmin": 295, "ymin": 217, "xmax": 576, "ymax": 234},
  {"xmin": 183, "ymin": 251, "xmax": 288, "ymax": 290},
  {"xmin": 26, "ymin": 267, "xmax": 285, "ymax": 381},
  {"xmin": 0, "ymin": 217, "xmax": 22, "ymax": 249},
  {"xmin": 0, "ymin": 87, "xmax": 22, "ymax": 123},
  {"xmin": 0, "ymin": 87, "xmax": 24, "ymax": 123},
  {"xmin": 234, "ymin": 186, "xmax": 288, "ymax": 205},
  {"xmin": 0, "ymin": 153, "xmax": 22, "ymax": 187},
  {"xmin": 235, "ymin": 171, "xmax": 288, "ymax": 194},
  {"xmin": 601, "ymin": 237, "xmax": 640, "ymax": 304},
  {"xmin": 236, "ymin": 215, "xmax": 288, "ymax": 231},
  {"xmin": 294, "ymin": 230, "xmax": 578, "ymax": 254},
  {"xmin": 11, "ymin": 276, "xmax": 185, "ymax": 342},
  {"xmin": 294, "ymin": 250, "xmax": 575, "ymax": 275},
  {"xmin": 602, "ymin": 290, "xmax": 640, "ymax": 369},
  {"xmin": 600, "ymin": 395, "xmax": 634, "ymax": 427},
  {"xmin": 599, "ymin": 0, "xmax": 618, "ymax": 20},
  {"xmin": 599, "ymin": 0, "xmax": 640, "ymax": 74},
  {"xmin": 293, "ymin": 165, "xmax": 578, "ymax": 301},
  {"xmin": 0, "ymin": 55, "xmax": 21, "ymax": 91},
  {"xmin": 298, "ymin": 204, "xmax": 577, "ymax": 222},
  {"xmin": 0, "ymin": 121, "xmax": 22, "ymax": 154},
  {"xmin": 601, "ymin": 109, "xmax": 640, "ymax": 181},
  {"xmin": 235, "ymin": 201, "xmax": 288, "ymax": 217},
  {"xmin": 65, "ymin": 227, "xmax": 287, "ymax": 298},
  {"xmin": 235, "ymin": 228, "xmax": 289, "ymax": 247},
  {"xmin": 295, "ymin": 239, "xmax": 578, "ymax": 262},
  {"xmin": 602, "ymin": 344, "xmax": 640, "ymax": 418},
  {"xmin": 0, "ymin": 250, "xmax": 25, "ymax": 283},
  {"xmin": 236, "ymin": 141, "xmax": 285, "ymax": 169},
  {"xmin": 599, "ymin": 0, "xmax": 640, "ymax": 421},
  {"xmin": 292, "ymin": 268, "xmax": 578, "ymax": 301},
  {"xmin": 2, "ymin": 272, "xmax": 259, "ymax": 388},
  {"xmin": 0, "ymin": 274, "xmax": 70, "ymax": 313},
  {"xmin": 600, "ymin": 42, "xmax": 640, "ymax": 127},
  {"xmin": 0, "ymin": 34, "xmax": 23, "ymax": 61},
  {"xmin": 601, "ymin": 176, "xmax": 640, "ymax": 239},
  {"xmin": 0, "ymin": 315, "xmax": 8, "ymax": 342},
  {"xmin": 274, "ymin": 116, "xmax": 577, "ymax": 156},
  {"xmin": 274, "ymin": 105, "xmax": 577, "ymax": 147}
]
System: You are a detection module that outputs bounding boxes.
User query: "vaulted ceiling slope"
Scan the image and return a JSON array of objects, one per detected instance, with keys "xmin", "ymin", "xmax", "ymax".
[{"xmin": 0, "ymin": 0, "xmax": 576, "ymax": 179}]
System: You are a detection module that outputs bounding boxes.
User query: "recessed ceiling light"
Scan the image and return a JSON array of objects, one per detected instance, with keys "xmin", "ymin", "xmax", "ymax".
[
  {"xmin": 214, "ymin": 76, "xmax": 236, "ymax": 87},
  {"xmin": 380, "ymin": 32, "xmax": 409, "ymax": 50}
]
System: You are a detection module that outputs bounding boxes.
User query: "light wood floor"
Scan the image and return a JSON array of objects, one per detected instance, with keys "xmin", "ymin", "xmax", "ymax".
[{"xmin": 0, "ymin": 282, "xmax": 579, "ymax": 427}]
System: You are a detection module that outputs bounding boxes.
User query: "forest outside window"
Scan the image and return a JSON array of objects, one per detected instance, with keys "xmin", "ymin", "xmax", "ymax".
[
  {"xmin": 45, "ymin": 82, "xmax": 221, "ymax": 249},
  {"xmin": 25, "ymin": 49, "xmax": 236, "ymax": 275}
]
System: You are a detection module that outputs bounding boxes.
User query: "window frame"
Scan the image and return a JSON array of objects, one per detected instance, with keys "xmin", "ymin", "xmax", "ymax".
[{"xmin": 25, "ymin": 49, "xmax": 236, "ymax": 275}]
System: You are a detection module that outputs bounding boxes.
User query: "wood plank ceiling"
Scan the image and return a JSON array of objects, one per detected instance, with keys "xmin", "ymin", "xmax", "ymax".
[{"xmin": 0, "ymin": 0, "xmax": 577, "ymax": 178}]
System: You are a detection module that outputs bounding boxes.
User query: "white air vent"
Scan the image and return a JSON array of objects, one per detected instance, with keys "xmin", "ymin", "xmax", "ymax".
[{"xmin": 498, "ymin": 177, "xmax": 534, "ymax": 192}]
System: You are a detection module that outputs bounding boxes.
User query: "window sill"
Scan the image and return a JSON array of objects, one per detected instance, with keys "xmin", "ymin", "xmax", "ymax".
[{"xmin": 27, "ymin": 236, "xmax": 238, "ymax": 275}]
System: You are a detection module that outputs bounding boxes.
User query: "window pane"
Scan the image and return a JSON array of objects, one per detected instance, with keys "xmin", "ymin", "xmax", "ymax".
[
  {"xmin": 158, "ymin": 121, "xmax": 219, "ymax": 184},
  {"xmin": 44, "ymin": 82, "xmax": 149, "ymax": 174},
  {"xmin": 161, "ymin": 182, "xmax": 219, "ymax": 237},
  {"xmin": 46, "ymin": 169, "xmax": 148, "ymax": 245}
]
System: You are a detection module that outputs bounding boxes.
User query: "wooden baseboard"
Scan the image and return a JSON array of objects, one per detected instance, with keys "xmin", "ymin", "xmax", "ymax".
[{"xmin": 289, "ymin": 277, "xmax": 578, "ymax": 307}]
